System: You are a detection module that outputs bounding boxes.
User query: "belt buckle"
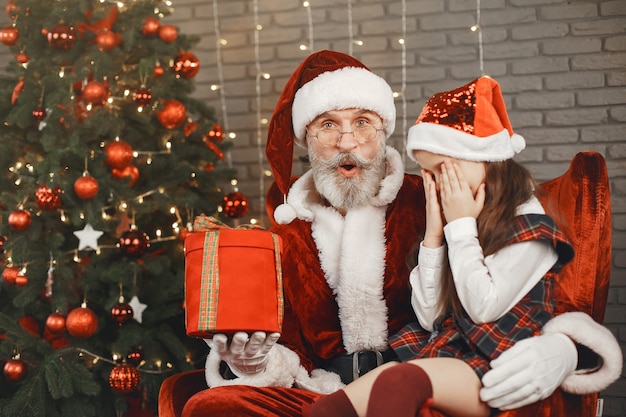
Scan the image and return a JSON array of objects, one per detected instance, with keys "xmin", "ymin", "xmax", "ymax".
[{"xmin": 352, "ymin": 350, "xmax": 384, "ymax": 381}]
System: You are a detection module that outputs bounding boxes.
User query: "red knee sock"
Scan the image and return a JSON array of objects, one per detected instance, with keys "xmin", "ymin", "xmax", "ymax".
[
  {"xmin": 366, "ymin": 362, "xmax": 433, "ymax": 417},
  {"xmin": 304, "ymin": 390, "xmax": 358, "ymax": 417}
]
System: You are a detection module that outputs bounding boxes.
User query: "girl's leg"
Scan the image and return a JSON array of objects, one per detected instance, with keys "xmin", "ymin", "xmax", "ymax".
[
  {"xmin": 304, "ymin": 362, "xmax": 397, "ymax": 417},
  {"xmin": 365, "ymin": 362, "xmax": 434, "ymax": 417},
  {"xmin": 307, "ymin": 357, "xmax": 489, "ymax": 417},
  {"xmin": 302, "ymin": 389, "xmax": 357, "ymax": 417},
  {"xmin": 367, "ymin": 358, "xmax": 490, "ymax": 417}
]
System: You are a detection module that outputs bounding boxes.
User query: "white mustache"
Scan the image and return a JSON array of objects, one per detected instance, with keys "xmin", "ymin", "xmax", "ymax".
[{"xmin": 315, "ymin": 151, "xmax": 376, "ymax": 170}]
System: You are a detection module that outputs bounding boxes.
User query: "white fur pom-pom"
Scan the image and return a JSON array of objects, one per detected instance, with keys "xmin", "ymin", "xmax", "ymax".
[
  {"xmin": 274, "ymin": 203, "xmax": 297, "ymax": 224},
  {"xmin": 511, "ymin": 133, "xmax": 526, "ymax": 154}
]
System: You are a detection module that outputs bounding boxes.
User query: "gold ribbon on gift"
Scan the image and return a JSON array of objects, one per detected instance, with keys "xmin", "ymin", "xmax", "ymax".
[
  {"xmin": 192, "ymin": 215, "xmax": 284, "ymax": 332},
  {"xmin": 192, "ymin": 215, "xmax": 264, "ymax": 232}
]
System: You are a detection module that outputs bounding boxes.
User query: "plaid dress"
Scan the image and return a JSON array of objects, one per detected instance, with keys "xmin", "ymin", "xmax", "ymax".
[{"xmin": 389, "ymin": 213, "xmax": 574, "ymax": 378}]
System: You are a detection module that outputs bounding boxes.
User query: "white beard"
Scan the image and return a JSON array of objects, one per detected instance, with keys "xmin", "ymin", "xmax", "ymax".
[{"xmin": 309, "ymin": 143, "xmax": 387, "ymax": 211}]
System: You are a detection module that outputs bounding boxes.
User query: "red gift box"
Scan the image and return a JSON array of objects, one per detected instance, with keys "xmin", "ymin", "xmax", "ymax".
[{"xmin": 184, "ymin": 216, "xmax": 284, "ymax": 338}]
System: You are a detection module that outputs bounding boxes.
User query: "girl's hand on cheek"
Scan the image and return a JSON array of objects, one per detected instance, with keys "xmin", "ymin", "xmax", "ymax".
[
  {"xmin": 440, "ymin": 161, "xmax": 485, "ymax": 222},
  {"xmin": 421, "ymin": 169, "xmax": 444, "ymax": 248}
]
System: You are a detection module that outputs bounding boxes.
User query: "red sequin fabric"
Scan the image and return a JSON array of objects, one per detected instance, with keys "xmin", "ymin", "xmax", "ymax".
[{"xmin": 418, "ymin": 80, "xmax": 477, "ymax": 134}]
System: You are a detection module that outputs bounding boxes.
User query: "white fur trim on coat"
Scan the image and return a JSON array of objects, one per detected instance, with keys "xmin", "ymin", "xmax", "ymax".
[
  {"xmin": 406, "ymin": 123, "xmax": 526, "ymax": 162},
  {"xmin": 294, "ymin": 368, "xmax": 345, "ymax": 394},
  {"xmin": 542, "ymin": 311, "xmax": 623, "ymax": 394},
  {"xmin": 312, "ymin": 203, "xmax": 389, "ymax": 353},
  {"xmin": 292, "ymin": 66, "xmax": 396, "ymax": 146},
  {"xmin": 370, "ymin": 146, "xmax": 405, "ymax": 207}
]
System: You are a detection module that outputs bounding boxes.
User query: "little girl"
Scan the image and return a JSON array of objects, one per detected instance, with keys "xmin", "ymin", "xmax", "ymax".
[{"xmin": 305, "ymin": 76, "xmax": 574, "ymax": 417}]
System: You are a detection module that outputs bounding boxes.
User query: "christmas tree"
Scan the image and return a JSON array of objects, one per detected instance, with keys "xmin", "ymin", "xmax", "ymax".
[{"xmin": 0, "ymin": 0, "xmax": 234, "ymax": 416}]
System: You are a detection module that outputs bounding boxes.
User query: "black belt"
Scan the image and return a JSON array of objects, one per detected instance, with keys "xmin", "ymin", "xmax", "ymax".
[{"xmin": 321, "ymin": 349, "xmax": 399, "ymax": 384}]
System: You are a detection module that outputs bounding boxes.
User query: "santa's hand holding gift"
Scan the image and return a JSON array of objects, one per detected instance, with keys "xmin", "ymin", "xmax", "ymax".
[{"xmin": 208, "ymin": 332, "xmax": 280, "ymax": 376}]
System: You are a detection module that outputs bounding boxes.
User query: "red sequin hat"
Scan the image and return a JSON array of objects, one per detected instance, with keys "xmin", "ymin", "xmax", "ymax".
[
  {"xmin": 406, "ymin": 76, "xmax": 525, "ymax": 162},
  {"xmin": 266, "ymin": 50, "xmax": 395, "ymax": 224}
]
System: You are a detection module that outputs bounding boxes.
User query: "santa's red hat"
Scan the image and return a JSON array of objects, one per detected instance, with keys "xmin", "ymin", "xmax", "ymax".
[
  {"xmin": 266, "ymin": 50, "xmax": 395, "ymax": 224},
  {"xmin": 406, "ymin": 76, "xmax": 525, "ymax": 162}
]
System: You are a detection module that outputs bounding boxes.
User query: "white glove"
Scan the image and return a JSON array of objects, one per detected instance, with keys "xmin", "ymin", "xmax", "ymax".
[
  {"xmin": 210, "ymin": 331, "xmax": 280, "ymax": 377},
  {"xmin": 480, "ymin": 333, "xmax": 577, "ymax": 410}
]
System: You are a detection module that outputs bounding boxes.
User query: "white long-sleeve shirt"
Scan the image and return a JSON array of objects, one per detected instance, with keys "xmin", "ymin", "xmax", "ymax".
[{"xmin": 410, "ymin": 196, "xmax": 559, "ymax": 331}]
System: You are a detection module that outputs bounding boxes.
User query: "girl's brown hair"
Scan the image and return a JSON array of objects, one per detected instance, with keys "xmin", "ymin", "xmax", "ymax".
[{"xmin": 437, "ymin": 159, "xmax": 540, "ymax": 317}]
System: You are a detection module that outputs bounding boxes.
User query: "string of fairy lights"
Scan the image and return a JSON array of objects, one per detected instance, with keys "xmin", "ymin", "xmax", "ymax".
[
  {"xmin": 302, "ymin": 1, "xmax": 314, "ymax": 52},
  {"xmin": 472, "ymin": 0, "xmax": 485, "ymax": 75},
  {"xmin": 207, "ymin": 1, "xmax": 485, "ymax": 223},
  {"xmin": 399, "ymin": 0, "xmax": 408, "ymax": 163},
  {"xmin": 210, "ymin": 0, "xmax": 233, "ymax": 170},
  {"xmin": 252, "ymin": 0, "xmax": 268, "ymax": 226}
]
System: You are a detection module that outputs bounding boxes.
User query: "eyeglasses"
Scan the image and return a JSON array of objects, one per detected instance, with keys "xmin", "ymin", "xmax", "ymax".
[{"xmin": 307, "ymin": 124, "xmax": 385, "ymax": 148}]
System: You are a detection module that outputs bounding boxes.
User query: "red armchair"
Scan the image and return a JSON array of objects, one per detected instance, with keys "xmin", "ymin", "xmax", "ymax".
[{"xmin": 159, "ymin": 151, "xmax": 613, "ymax": 417}]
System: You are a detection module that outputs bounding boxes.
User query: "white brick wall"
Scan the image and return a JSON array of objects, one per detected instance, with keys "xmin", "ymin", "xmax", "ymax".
[{"xmin": 1, "ymin": 0, "xmax": 624, "ymax": 414}]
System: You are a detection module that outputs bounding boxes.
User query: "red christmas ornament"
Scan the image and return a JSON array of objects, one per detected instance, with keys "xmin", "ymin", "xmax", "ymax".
[
  {"xmin": 119, "ymin": 229, "xmax": 150, "ymax": 258},
  {"xmin": 222, "ymin": 192, "xmax": 249, "ymax": 219},
  {"xmin": 207, "ymin": 124, "xmax": 224, "ymax": 142},
  {"xmin": 83, "ymin": 80, "xmax": 108, "ymax": 105},
  {"xmin": 35, "ymin": 184, "xmax": 63, "ymax": 211},
  {"xmin": 141, "ymin": 17, "xmax": 160, "ymax": 37},
  {"xmin": 5, "ymin": 0, "xmax": 18, "ymax": 19},
  {"xmin": 133, "ymin": 87, "xmax": 152, "ymax": 106},
  {"xmin": 173, "ymin": 52, "xmax": 200, "ymax": 79},
  {"xmin": 15, "ymin": 272, "xmax": 27, "ymax": 286},
  {"xmin": 109, "ymin": 363, "xmax": 140, "ymax": 394},
  {"xmin": 204, "ymin": 162, "xmax": 215, "ymax": 172},
  {"xmin": 66, "ymin": 306, "xmax": 98, "ymax": 338},
  {"xmin": 111, "ymin": 302, "xmax": 134, "ymax": 325},
  {"xmin": 111, "ymin": 164, "xmax": 139, "ymax": 187},
  {"xmin": 74, "ymin": 173, "xmax": 99, "ymax": 199},
  {"xmin": 96, "ymin": 29, "xmax": 121, "ymax": 51},
  {"xmin": 4, "ymin": 358, "xmax": 27, "ymax": 382},
  {"xmin": 158, "ymin": 24, "xmax": 177, "ymax": 43},
  {"xmin": 18, "ymin": 316, "xmax": 39, "ymax": 336},
  {"xmin": 11, "ymin": 77, "xmax": 24, "ymax": 104},
  {"xmin": 14, "ymin": 52, "xmax": 29, "ymax": 66},
  {"xmin": 153, "ymin": 63, "xmax": 164, "ymax": 77},
  {"xmin": 205, "ymin": 140, "xmax": 224, "ymax": 160},
  {"xmin": 44, "ymin": 328, "xmax": 70, "ymax": 350},
  {"xmin": 45, "ymin": 312, "xmax": 66, "ymax": 334},
  {"xmin": 40, "ymin": 287, "xmax": 52, "ymax": 302},
  {"xmin": 2, "ymin": 266, "xmax": 19, "ymax": 285},
  {"xmin": 0, "ymin": 25, "xmax": 19, "ymax": 46},
  {"xmin": 184, "ymin": 122, "xmax": 199, "ymax": 137},
  {"xmin": 0, "ymin": 235, "xmax": 5, "ymax": 253},
  {"xmin": 72, "ymin": 79, "xmax": 84, "ymax": 95},
  {"xmin": 8, "ymin": 209, "xmax": 31, "ymax": 231},
  {"xmin": 157, "ymin": 99, "xmax": 186, "ymax": 129},
  {"xmin": 126, "ymin": 349, "xmax": 143, "ymax": 366},
  {"xmin": 105, "ymin": 140, "xmax": 134, "ymax": 169},
  {"xmin": 32, "ymin": 106, "xmax": 46, "ymax": 122},
  {"xmin": 46, "ymin": 23, "xmax": 77, "ymax": 50}
]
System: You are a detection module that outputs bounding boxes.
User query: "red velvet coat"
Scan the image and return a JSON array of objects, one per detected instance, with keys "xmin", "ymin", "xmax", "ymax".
[{"xmin": 271, "ymin": 172, "xmax": 425, "ymax": 373}]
